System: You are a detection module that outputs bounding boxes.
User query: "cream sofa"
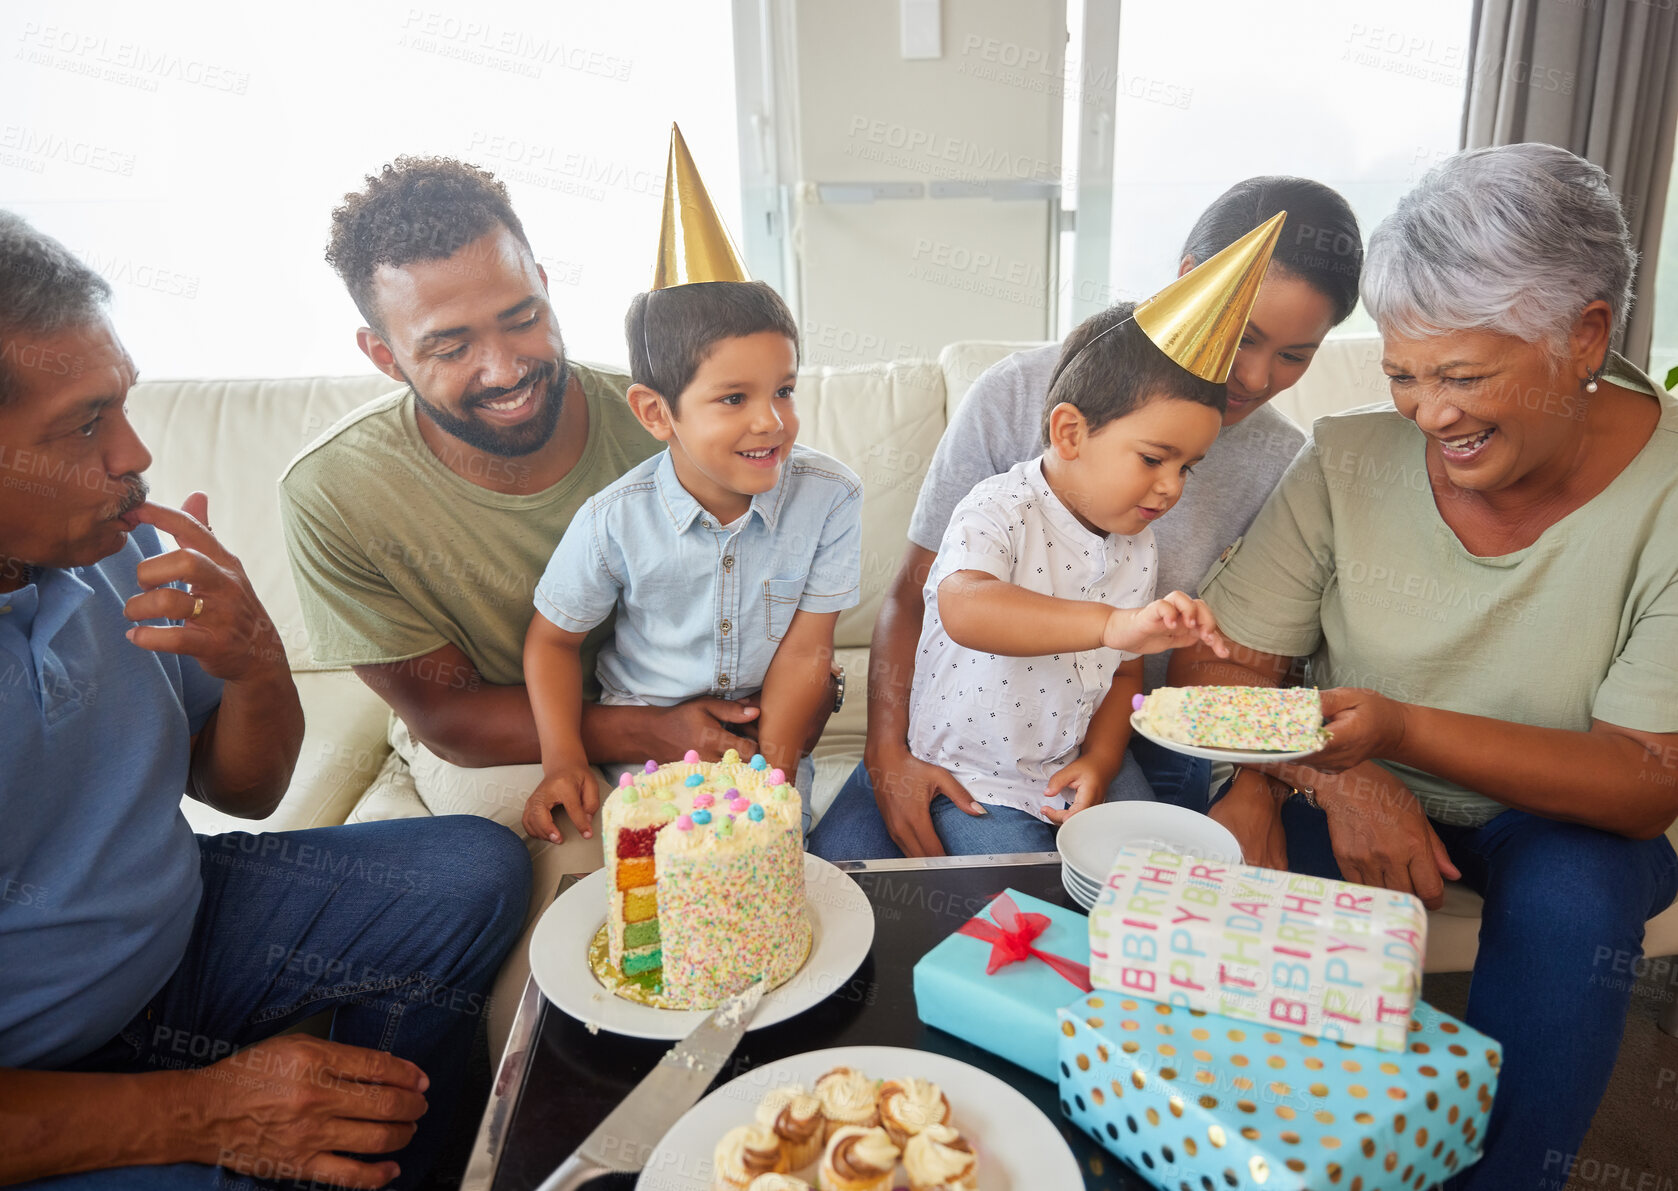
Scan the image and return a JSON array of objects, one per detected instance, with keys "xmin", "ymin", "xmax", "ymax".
[{"xmin": 127, "ymin": 333, "xmax": 1678, "ymax": 1049}]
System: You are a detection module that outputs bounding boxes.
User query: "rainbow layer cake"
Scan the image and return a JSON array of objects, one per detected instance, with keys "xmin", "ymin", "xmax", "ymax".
[
  {"xmin": 601, "ymin": 748, "xmax": 811, "ymax": 1009},
  {"xmin": 1134, "ymin": 685, "xmax": 1328, "ymax": 752}
]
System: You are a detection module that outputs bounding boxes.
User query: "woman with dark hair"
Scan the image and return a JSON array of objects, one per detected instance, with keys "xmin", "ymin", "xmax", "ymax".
[{"xmin": 809, "ymin": 176, "xmax": 1364, "ymax": 859}]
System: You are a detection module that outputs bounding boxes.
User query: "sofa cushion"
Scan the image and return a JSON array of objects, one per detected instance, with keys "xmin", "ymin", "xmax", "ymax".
[
  {"xmin": 794, "ymin": 363, "xmax": 948, "ymax": 650},
  {"xmin": 178, "ymin": 669, "xmax": 393, "ymax": 836},
  {"xmin": 127, "ymin": 374, "xmax": 402, "ymax": 671},
  {"xmin": 1267, "ymin": 333, "xmax": 1389, "ymax": 429},
  {"xmin": 939, "ymin": 341, "xmax": 1051, "ymax": 419}
]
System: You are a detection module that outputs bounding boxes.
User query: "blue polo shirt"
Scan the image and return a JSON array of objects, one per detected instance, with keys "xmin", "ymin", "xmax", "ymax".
[{"xmin": 0, "ymin": 525, "xmax": 221, "ymax": 1069}]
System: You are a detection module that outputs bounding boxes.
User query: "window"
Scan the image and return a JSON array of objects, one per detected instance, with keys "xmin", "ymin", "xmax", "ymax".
[
  {"xmin": 2, "ymin": 2, "xmax": 738, "ymax": 378},
  {"xmin": 1070, "ymin": 0, "xmax": 1471, "ymax": 336},
  {"xmin": 1652, "ymin": 134, "xmax": 1678, "ymax": 390}
]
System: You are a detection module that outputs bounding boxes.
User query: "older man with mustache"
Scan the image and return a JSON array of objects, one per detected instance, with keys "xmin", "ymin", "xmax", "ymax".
[{"xmin": 0, "ymin": 212, "xmax": 530, "ymax": 1190}]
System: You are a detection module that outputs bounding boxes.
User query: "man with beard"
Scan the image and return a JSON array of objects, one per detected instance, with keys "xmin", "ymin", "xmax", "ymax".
[
  {"xmin": 280, "ymin": 162, "xmax": 831, "ymax": 1019},
  {"xmin": 0, "ymin": 211, "xmax": 529, "ymax": 1190}
]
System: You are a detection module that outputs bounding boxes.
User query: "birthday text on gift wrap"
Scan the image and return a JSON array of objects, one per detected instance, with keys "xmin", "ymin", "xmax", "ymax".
[{"xmin": 1090, "ymin": 850, "xmax": 1424, "ymax": 1051}]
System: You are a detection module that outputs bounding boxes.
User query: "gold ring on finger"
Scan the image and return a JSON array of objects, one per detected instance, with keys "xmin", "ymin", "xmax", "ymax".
[{"xmin": 190, "ymin": 596, "xmax": 205, "ymax": 620}]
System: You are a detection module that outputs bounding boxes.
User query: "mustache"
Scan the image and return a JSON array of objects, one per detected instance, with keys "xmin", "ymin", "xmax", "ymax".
[
  {"xmin": 105, "ymin": 476, "xmax": 149, "ymax": 518},
  {"xmin": 466, "ymin": 360, "xmax": 557, "ymax": 409}
]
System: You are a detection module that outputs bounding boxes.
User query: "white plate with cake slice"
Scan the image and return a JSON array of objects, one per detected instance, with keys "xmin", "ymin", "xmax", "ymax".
[
  {"xmin": 636, "ymin": 1045, "xmax": 1083, "ymax": 1190},
  {"xmin": 530, "ymin": 853, "xmax": 875, "ymax": 1039},
  {"xmin": 1128, "ymin": 710, "xmax": 1326, "ymax": 765}
]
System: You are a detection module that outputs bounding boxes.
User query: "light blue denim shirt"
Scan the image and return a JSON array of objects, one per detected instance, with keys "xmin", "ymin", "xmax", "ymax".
[{"xmin": 534, "ymin": 444, "xmax": 863, "ymax": 705}]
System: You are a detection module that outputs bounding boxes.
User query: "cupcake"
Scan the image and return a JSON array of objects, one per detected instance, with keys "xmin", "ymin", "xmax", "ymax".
[
  {"xmin": 755, "ymin": 1084, "xmax": 826, "ymax": 1169},
  {"xmin": 903, "ymin": 1124, "xmax": 977, "ymax": 1191},
  {"xmin": 817, "ymin": 1125, "xmax": 899, "ymax": 1191},
  {"xmin": 877, "ymin": 1077, "xmax": 950, "ymax": 1147},
  {"xmin": 814, "ymin": 1066, "xmax": 879, "ymax": 1139},
  {"xmin": 747, "ymin": 1177, "xmax": 814, "ymax": 1191},
  {"xmin": 713, "ymin": 1123, "xmax": 787, "ymax": 1190}
]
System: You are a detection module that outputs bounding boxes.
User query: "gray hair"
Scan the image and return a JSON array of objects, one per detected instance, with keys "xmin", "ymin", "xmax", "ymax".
[
  {"xmin": 1362, "ymin": 143, "xmax": 1636, "ymax": 359},
  {"xmin": 0, "ymin": 210, "xmax": 112, "ymax": 405}
]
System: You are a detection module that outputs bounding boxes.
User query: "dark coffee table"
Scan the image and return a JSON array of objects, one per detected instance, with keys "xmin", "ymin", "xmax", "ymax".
[{"xmin": 462, "ymin": 853, "xmax": 1151, "ymax": 1190}]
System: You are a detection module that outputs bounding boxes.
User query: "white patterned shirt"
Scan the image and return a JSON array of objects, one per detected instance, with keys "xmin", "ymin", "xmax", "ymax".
[{"xmin": 908, "ymin": 456, "xmax": 1156, "ymax": 819}]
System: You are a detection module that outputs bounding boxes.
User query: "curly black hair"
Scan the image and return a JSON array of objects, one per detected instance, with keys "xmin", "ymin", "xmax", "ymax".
[{"xmin": 326, "ymin": 156, "xmax": 531, "ymax": 332}]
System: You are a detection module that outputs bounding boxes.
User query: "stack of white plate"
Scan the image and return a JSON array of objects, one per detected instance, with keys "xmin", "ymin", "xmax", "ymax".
[{"xmin": 1054, "ymin": 802, "xmax": 1243, "ymax": 912}]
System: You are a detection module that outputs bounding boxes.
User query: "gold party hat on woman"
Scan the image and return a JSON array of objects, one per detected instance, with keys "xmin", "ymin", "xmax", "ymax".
[{"xmin": 651, "ymin": 123, "xmax": 750, "ymax": 290}]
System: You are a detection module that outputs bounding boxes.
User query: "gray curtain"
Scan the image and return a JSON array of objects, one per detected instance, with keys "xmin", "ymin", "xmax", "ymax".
[{"xmin": 1463, "ymin": 0, "xmax": 1678, "ymax": 367}]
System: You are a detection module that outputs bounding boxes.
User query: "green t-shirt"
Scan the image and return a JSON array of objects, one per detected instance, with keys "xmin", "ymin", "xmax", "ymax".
[
  {"xmin": 279, "ymin": 364, "xmax": 659, "ymax": 691},
  {"xmin": 1200, "ymin": 356, "xmax": 1678, "ymax": 827}
]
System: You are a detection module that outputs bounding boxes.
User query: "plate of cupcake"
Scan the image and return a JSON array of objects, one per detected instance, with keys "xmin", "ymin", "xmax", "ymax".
[
  {"xmin": 529, "ymin": 751, "xmax": 876, "ymax": 1039},
  {"xmin": 636, "ymin": 1045, "xmax": 1083, "ymax": 1190},
  {"xmin": 1128, "ymin": 686, "xmax": 1331, "ymax": 764}
]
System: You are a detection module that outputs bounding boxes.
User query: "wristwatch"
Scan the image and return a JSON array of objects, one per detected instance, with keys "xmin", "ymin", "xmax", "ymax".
[
  {"xmin": 831, "ymin": 662, "xmax": 847, "ymax": 714},
  {"xmin": 1230, "ymin": 765, "xmax": 1316, "ymax": 808}
]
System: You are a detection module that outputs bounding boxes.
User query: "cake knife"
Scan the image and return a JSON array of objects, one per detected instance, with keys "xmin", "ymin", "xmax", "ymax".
[{"xmin": 534, "ymin": 979, "xmax": 766, "ymax": 1190}]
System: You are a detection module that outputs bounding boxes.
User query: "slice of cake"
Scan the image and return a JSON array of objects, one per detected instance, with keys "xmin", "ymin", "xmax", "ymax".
[
  {"xmin": 603, "ymin": 748, "xmax": 811, "ymax": 1008},
  {"xmin": 1134, "ymin": 685, "xmax": 1328, "ymax": 752}
]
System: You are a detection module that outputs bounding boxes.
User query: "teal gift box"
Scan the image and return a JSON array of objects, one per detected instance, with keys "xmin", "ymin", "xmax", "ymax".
[
  {"xmin": 1057, "ymin": 992, "xmax": 1500, "ymax": 1190},
  {"xmin": 913, "ymin": 888, "xmax": 1093, "ymax": 1081}
]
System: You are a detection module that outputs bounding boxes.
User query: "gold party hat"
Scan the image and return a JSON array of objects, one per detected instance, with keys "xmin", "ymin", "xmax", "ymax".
[
  {"xmin": 651, "ymin": 123, "xmax": 750, "ymax": 290},
  {"xmin": 1133, "ymin": 211, "xmax": 1286, "ymax": 383}
]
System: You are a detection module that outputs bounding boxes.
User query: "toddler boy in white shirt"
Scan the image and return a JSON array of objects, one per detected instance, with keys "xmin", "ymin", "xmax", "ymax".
[{"xmin": 907, "ymin": 300, "xmax": 1231, "ymax": 853}]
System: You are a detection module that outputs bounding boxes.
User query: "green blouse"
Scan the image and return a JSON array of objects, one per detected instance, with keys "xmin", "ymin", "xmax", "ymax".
[{"xmin": 1200, "ymin": 355, "xmax": 1678, "ymax": 826}]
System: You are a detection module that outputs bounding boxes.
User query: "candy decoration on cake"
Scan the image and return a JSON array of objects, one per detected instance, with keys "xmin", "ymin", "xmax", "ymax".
[
  {"xmin": 600, "ymin": 749, "xmax": 809, "ymax": 1008},
  {"xmin": 1133, "ymin": 685, "xmax": 1329, "ymax": 752}
]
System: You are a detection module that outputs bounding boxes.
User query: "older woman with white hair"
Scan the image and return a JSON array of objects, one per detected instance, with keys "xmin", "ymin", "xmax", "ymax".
[{"xmin": 1168, "ymin": 142, "xmax": 1678, "ymax": 1187}]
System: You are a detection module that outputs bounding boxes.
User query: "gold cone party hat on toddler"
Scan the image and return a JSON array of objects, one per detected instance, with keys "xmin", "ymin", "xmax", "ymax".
[
  {"xmin": 1131, "ymin": 210, "xmax": 1286, "ymax": 383},
  {"xmin": 651, "ymin": 123, "xmax": 750, "ymax": 290}
]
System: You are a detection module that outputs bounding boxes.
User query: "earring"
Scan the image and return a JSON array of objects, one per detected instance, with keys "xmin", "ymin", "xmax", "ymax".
[{"xmin": 1585, "ymin": 361, "xmax": 1605, "ymax": 394}]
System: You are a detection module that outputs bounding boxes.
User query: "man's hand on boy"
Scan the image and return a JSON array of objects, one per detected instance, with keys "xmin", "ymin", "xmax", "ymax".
[
  {"xmin": 1102, "ymin": 591, "xmax": 1231, "ymax": 658},
  {"xmin": 1042, "ymin": 754, "xmax": 1114, "ymax": 825},
  {"xmin": 650, "ymin": 697, "xmax": 761, "ymax": 762},
  {"xmin": 867, "ymin": 742, "xmax": 986, "ymax": 857},
  {"xmin": 523, "ymin": 763, "xmax": 600, "ymax": 844}
]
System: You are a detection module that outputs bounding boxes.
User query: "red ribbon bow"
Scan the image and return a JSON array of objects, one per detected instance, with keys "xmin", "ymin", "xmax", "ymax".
[{"xmin": 957, "ymin": 893, "xmax": 1092, "ymax": 993}]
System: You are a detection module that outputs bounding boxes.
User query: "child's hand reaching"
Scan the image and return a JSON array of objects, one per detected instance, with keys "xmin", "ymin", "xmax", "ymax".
[
  {"xmin": 1102, "ymin": 590, "xmax": 1231, "ymax": 658},
  {"xmin": 523, "ymin": 763, "xmax": 600, "ymax": 844},
  {"xmin": 1042, "ymin": 754, "xmax": 1114, "ymax": 825}
]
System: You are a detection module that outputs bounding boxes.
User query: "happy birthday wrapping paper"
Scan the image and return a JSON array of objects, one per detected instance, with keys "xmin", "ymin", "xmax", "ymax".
[{"xmin": 1090, "ymin": 845, "xmax": 1427, "ymax": 1052}]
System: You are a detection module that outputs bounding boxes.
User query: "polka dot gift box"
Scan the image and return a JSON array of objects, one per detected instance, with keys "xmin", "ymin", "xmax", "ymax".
[
  {"xmin": 1091, "ymin": 846, "xmax": 1427, "ymax": 1053},
  {"xmin": 1057, "ymin": 992, "xmax": 1500, "ymax": 1190}
]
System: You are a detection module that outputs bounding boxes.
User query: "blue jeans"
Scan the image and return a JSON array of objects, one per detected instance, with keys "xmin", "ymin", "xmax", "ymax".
[
  {"xmin": 808, "ymin": 737, "xmax": 1211, "ymax": 861},
  {"xmin": 1276, "ymin": 798, "xmax": 1678, "ymax": 1191},
  {"xmin": 24, "ymin": 816, "xmax": 532, "ymax": 1190}
]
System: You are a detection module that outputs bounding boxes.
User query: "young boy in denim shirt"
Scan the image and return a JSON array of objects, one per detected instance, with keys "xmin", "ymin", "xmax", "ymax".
[{"xmin": 522, "ymin": 280, "xmax": 861, "ymax": 844}]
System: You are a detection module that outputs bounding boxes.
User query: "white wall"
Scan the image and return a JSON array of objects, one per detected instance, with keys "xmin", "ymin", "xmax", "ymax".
[
  {"xmin": 1, "ymin": 0, "xmax": 738, "ymax": 379},
  {"xmin": 783, "ymin": 0, "xmax": 1065, "ymax": 367}
]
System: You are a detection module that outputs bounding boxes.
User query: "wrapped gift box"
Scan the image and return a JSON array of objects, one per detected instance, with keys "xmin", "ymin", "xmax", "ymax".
[
  {"xmin": 913, "ymin": 888, "xmax": 1092, "ymax": 1081},
  {"xmin": 1057, "ymin": 991, "xmax": 1499, "ymax": 1191},
  {"xmin": 1091, "ymin": 846, "xmax": 1427, "ymax": 1052}
]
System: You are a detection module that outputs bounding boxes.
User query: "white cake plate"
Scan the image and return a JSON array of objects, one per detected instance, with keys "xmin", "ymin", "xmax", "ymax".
[
  {"xmin": 1130, "ymin": 709, "xmax": 1326, "ymax": 764},
  {"xmin": 529, "ymin": 852, "xmax": 874, "ymax": 1040},
  {"xmin": 636, "ymin": 1045, "xmax": 1083, "ymax": 1190}
]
